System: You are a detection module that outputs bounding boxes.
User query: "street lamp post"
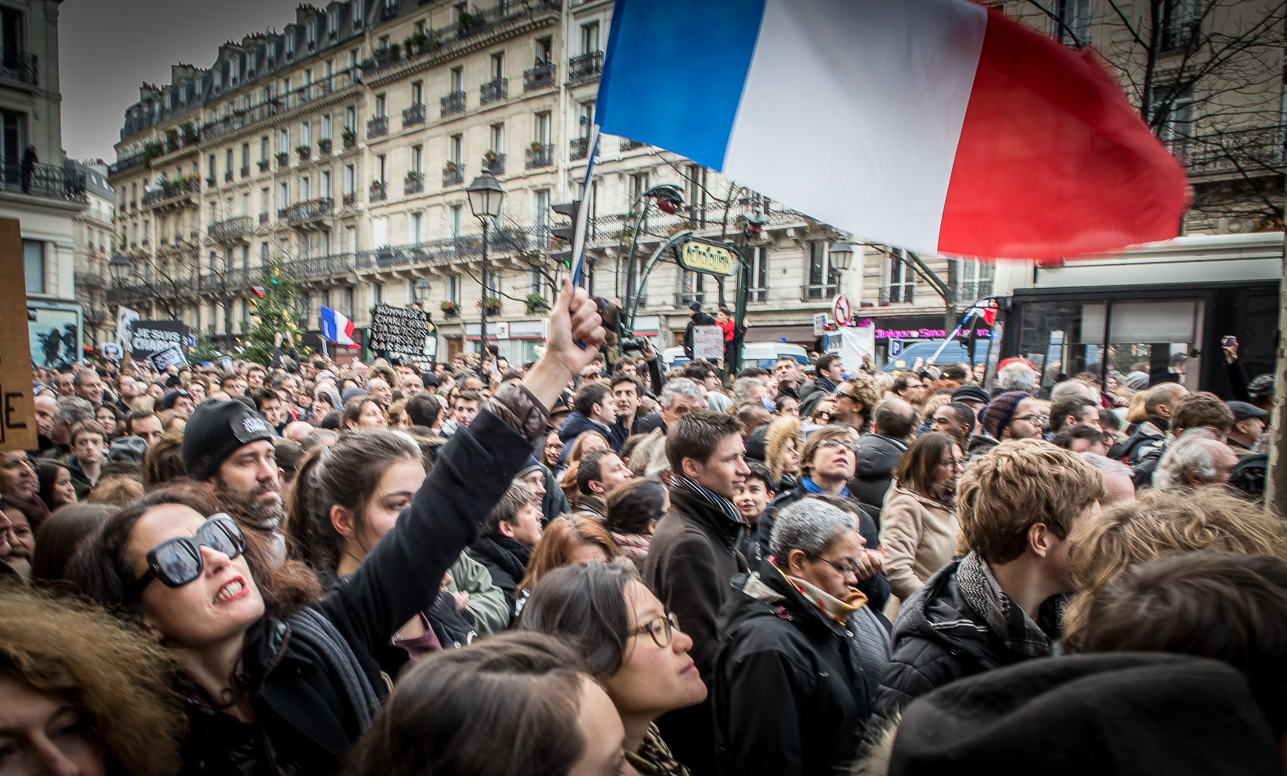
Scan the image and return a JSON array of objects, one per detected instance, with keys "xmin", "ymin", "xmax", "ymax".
[{"xmin": 466, "ymin": 169, "xmax": 505, "ymax": 356}]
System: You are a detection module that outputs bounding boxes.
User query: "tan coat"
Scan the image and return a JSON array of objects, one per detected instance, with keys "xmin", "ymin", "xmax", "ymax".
[{"xmin": 879, "ymin": 482, "xmax": 959, "ymax": 601}]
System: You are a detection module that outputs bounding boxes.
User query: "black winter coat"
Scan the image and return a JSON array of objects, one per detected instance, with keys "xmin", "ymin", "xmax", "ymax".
[
  {"xmin": 181, "ymin": 397, "xmax": 540, "ymax": 776},
  {"xmin": 875, "ymin": 558, "xmax": 1058, "ymax": 717},
  {"xmin": 754, "ymin": 484, "xmax": 892, "ymax": 613},
  {"xmin": 644, "ymin": 486, "xmax": 748, "ymax": 776},
  {"xmin": 849, "ymin": 433, "xmax": 907, "ymax": 519},
  {"xmin": 557, "ymin": 410, "xmax": 628, "ymax": 461},
  {"xmin": 713, "ymin": 562, "xmax": 890, "ymax": 776},
  {"xmin": 466, "ymin": 533, "xmax": 532, "ymax": 620}
]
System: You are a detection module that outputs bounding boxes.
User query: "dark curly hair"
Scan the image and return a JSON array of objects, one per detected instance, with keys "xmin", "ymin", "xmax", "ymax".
[{"xmin": 0, "ymin": 582, "xmax": 186, "ymax": 776}]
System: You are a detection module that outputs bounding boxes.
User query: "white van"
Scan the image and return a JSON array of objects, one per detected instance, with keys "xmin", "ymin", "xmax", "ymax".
[{"xmin": 661, "ymin": 343, "xmax": 807, "ymax": 371}]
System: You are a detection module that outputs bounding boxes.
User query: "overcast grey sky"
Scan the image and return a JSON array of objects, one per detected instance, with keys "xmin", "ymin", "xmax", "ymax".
[{"xmin": 61, "ymin": 0, "xmax": 302, "ymax": 163}]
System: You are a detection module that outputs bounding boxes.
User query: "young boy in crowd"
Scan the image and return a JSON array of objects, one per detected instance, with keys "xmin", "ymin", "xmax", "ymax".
[
  {"xmin": 733, "ymin": 462, "xmax": 776, "ymax": 562},
  {"xmin": 66, "ymin": 419, "xmax": 108, "ymax": 500}
]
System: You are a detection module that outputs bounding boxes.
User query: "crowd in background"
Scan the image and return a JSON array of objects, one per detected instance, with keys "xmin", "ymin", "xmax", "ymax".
[{"xmin": 1, "ymin": 292, "xmax": 1285, "ymax": 776}]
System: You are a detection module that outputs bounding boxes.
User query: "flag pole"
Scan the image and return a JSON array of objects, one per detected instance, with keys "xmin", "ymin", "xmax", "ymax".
[{"xmin": 570, "ymin": 124, "xmax": 600, "ymax": 288}]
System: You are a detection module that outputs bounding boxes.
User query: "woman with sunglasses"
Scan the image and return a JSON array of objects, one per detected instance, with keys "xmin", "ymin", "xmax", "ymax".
[
  {"xmin": 714, "ymin": 498, "xmax": 890, "ymax": 776},
  {"xmin": 519, "ymin": 561, "xmax": 706, "ymax": 775},
  {"xmin": 69, "ymin": 282, "xmax": 605, "ymax": 776},
  {"xmin": 880, "ymin": 432, "xmax": 963, "ymax": 605}
]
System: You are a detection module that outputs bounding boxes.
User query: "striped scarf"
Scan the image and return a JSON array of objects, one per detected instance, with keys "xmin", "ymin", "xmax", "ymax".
[{"xmin": 674, "ymin": 475, "xmax": 744, "ymax": 525}]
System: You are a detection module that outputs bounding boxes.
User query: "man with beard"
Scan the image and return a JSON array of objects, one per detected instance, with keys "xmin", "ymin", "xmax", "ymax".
[{"xmin": 181, "ymin": 399, "xmax": 285, "ymax": 556}]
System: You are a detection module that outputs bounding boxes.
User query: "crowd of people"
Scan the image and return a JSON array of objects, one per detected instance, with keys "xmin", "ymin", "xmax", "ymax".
[{"xmin": 2, "ymin": 290, "xmax": 1285, "ymax": 776}]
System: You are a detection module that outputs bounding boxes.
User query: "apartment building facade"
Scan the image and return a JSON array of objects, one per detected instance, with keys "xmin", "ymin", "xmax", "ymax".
[
  {"xmin": 2, "ymin": 0, "xmax": 86, "ymax": 369},
  {"xmin": 70, "ymin": 160, "xmax": 114, "ymax": 347}
]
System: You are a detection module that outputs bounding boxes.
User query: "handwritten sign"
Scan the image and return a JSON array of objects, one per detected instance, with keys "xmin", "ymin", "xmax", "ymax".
[
  {"xmin": 678, "ymin": 239, "xmax": 736, "ymax": 276},
  {"xmin": 148, "ymin": 344, "xmax": 188, "ymax": 373},
  {"xmin": 0, "ymin": 218, "xmax": 35, "ymax": 451},
  {"xmin": 368, "ymin": 303, "xmax": 434, "ymax": 358},
  {"xmin": 693, "ymin": 325, "xmax": 725, "ymax": 362}
]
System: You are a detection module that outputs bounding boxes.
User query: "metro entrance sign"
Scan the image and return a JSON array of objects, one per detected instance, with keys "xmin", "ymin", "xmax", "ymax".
[
  {"xmin": 677, "ymin": 237, "xmax": 737, "ymax": 276},
  {"xmin": 832, "ymin": 294, "xmax": 852, "ymax": 326}
]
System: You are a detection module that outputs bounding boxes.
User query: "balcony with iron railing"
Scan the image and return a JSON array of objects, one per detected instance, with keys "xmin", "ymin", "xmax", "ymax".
[
  {"xmin": 676, "ymin": 292, "xmax": 706, "ymax": 307},
  {"xmin": 526, "ymin": 143, "xmax": 553, "ymax": 169},
  {"xmin": 440, "ymin": 90, "xmax": 466, "ymax": 117},
  {"xmin": 140, "ymin": 176, "xmax": 200, "ymax": 208},
  {"xmin": 405, "ymin": 172, "xmax": 424, "ymax": 195},
  {"xmin": 1169, "ymin": 126, "xmax": 1286, "ymax": 176},
  {"xmin": 197, "ymin": 68, "xmax": 362, "ymax": 145},
  {"xmin": 403, "ymin": 102, "xmax": 426, "ymax": 128},
  {"xmin": 878, "ymin": 285, "xmax": 915, "ymax": 305},
  {"xmin": 0, "ymin": 160, "xmax": 89, "ymax": 204},
  {"xmin": 0, "ymin": 48, "xmax": 38, "ymax": 86},
  {"xmin": 747, "ymin": 287, "xmax": 768, "ymax": 303},
  {"xmin": 367, "ymin": 115, "xmax": 388, "ymax": 139},
  {"xmin": 370, "ymin": 182, "xmax": 387, "ymax": 202},
  {"xmin": 568, "ymin": 51, "xmax": 603, "ymax": 84},
  {"xmin": 524, "ymin": 62, "xmax": 555, "ymax": 91},
  {"xmin": 620, "ymin": 138, "xmax": 647, "ymax": 152},
  {"xmin": 480, "ymin": 77, "xmax": 508, "ymax": 105},
  {"xmin": 443, "ymin": 164, "xmax": 464, "ymax": 187},
  {"xmin": 803, "ymin": 284, "xmax": 840, "ymax": 301},
  {"xmin": 108, "ymin": 155, "xmax": 144, "ymax": 177},
  {"xmin": 483, "ymin": 153, "xmax": 505, "ymax": 175},
  {"xmin": 279, "ymin": 198, "xmax": 333, "ymax": 225},
  {"xmin": 209, "ymin": 216, "xmax": 253, "ymax": 242},
  {"xmin": 79, "ymin": 271, "xmax": 107, "ymax": 289},
  {"xmin": 240, "ymin": 165, "xmax": 250, "ymax": 178},
  {"xmin": 343, "ymin": 193, "xmax": 356, "ymax": 208},
  {"xmin": 570, "ymin": 136, "xmax": 591, "ymax": 160}
]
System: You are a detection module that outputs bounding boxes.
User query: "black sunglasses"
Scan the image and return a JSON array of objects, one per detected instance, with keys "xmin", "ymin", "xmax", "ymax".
[{"xmin": 128, "ymin": 514, "xmax": 246, "ymax": 599}]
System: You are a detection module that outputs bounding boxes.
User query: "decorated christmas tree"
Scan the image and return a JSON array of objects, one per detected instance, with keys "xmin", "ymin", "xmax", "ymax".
[{"xmin": 240, "ymin": 255, "xmax": 311, "ymax": 367}]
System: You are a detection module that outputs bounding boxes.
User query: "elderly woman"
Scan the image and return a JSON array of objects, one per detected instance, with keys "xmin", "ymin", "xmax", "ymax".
[{"xmin": 713, "ymin": 499, "xmax": 891, "ymax": 776}]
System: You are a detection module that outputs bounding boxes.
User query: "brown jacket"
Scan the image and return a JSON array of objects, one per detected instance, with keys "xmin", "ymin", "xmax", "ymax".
[{"xmin": 879, "ymin": 482, "xmax": 959, "ymax": 601}]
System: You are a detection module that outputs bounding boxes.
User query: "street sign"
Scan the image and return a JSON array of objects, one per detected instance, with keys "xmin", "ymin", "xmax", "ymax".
[
  {"xmin": 495, "ymin": 321, "xmax": 509, "ymax": 340},
  {"xmin": 889, "ymin": 340, "xmax": 904, "ymax": 357},
  {"xmin": 824, "ymin": 332, "xmax": 844, "ymax": 353},
  {"xmin": 813, "ymin": 313, "xmax": 829, "ymax": 337},
  {"xmin": 677, "ymin": 238, "xmax": 737, "ymax": 276},
  {"xmin": 832, "ymin": 294, "xmax": 852, "ymax": 326}
]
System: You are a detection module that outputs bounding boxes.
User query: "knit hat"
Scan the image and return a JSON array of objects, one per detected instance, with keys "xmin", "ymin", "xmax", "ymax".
[
  {"xmin": 979, "ymin": 391, "xmax": 1029, "ymax": 439},
  {"xmin": 951, "ymin": 385, "xmax": 990, "ymax": 406},
  {"xmin": 182, "ymin": 400, "xmax": 277, "ymax": 480},
  {"xmin": 1247, "ymin": 374, "xmax": 1275, "ymax": 397},
  {"xmin": 160, "ymin": 389, "xmax": 190, "ymax": 410},
  {"xmin": 107, "ymin": 435, "xmax": 147, "ymax": 464},
  {"xmin": 341, "ymin": 387, "xmax": 367, "ymax": 404},
  {"xmin": 688, "ymin": 301, "xmax": 703, "ymax": 312},
  {"xmin": 516, "ymin": 456, "xmax": 543, "ymax": 481}
]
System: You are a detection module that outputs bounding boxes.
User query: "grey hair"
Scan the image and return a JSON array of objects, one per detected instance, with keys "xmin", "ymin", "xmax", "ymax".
[
  {"xmin": 997, "ymin": 362, "xmax": 1038, "ymax": 393},
  {"xmin": 1154, "ymin": 428, "xmax": 1221, "ymax": 491},
  {"xmin": 659, "ymin": 378, "xmax": 704, "ymax": 409},
  {"xmin": 55, "ymin": 396, "xmax": 94, "ymax": 427},
  {"xmin": 1051, "ymin": 379, "xmax": 1093, "ymax": 400},
  {"xmin": 1080, "ymin": 453, "xmax": 1132, "ymax": 479},
  {"xmin": 769, "ymin": 499, "xmax": 856, "ymax": 562},
  {"xmin": 731, "ymin": 377, "xmax": 766, "ymax": 403}
]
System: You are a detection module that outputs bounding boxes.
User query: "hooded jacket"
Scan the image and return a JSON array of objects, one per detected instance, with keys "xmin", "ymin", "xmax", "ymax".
[
  {"xmin": 875, "ymin": 558, "xmax": 1058, "ymax": 717},
  {"xmin": 466, "ymin": 533, "xmax": 533, "ymax": 621},
  {"xmin": 557, "ymin": 410, "xmax": 627, "ymax": 460},
  {"xmin": 713, "ymin": 561, "xmax": 890, "ymax": 776},
  {"xmin": 850, "ymin": 433, "xmax": 907, "ymax": 518}
]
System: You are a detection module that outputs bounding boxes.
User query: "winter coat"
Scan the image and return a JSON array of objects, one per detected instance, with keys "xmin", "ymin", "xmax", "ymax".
[
  {"xmin": 879, "ymin": 483, "xmax": 959, "ymax": 601},
  {"xmin": 445, "ymin": 552, "xmax": 510, "ymax": 634},
  {"xmin": 644, "ymin": 486, "xmax": 748, "ymax": 776},
  {"xmin": 180, "ymin": 388, "xmax": 543, "ymax": 775},
  {"xmin": 754, "ymin": 483, "xmax": 891, "ymax": 613},
  {"xmin": 466, "ymin": 533, "xmax": 533, "ymax": 621},
  {"xmin": 796, "ymin": 377, "xmax": 836, "ymax": 418},
  {"xmin": 713, "ymin": 561, "xmax": 891, "ymax": 776},
  {"xmin": 849, "ymin": 433, "xmax": 907, "ymax": 519},
  {"xmin": 557, "ymin": 410, "xmax": 627, "ymax": 460},
  {"xmin": 965, "ymin": 433, "xmax": 999, "ymax": 461},
  {"xmin": 875, "ymin": 558, "xmax": 1057, "ymax": 717}
]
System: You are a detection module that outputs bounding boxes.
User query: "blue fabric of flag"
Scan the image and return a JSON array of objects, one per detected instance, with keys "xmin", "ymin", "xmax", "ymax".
[{"xmin": 597, "ymin": 0, "xmax": 767, "ymax": 171}]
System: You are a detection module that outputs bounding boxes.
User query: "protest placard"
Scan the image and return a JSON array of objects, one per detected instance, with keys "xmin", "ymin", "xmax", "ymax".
[
  {"xmin": 367, "ymin": 304, "xmax": 434, "ymax": 358},
  {"xmin": 130, "ymin": 320, "xmax": 190, "ymax": 360},
  {"xmin": 148, "ymin": 344, "xmax": 189, "ymax": 373},
  {"xmin": 693, "ymin": 325, "xmax": 724, "ymax": 362},
  {"xmin": 0, "ymin": 218, "xmax": 35, "ymax": 451}
]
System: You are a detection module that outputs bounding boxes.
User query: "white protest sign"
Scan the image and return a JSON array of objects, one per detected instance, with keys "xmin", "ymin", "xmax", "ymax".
[{"xmin": 693, "ymin": 325, "xmax": 724, "ymax": 361}]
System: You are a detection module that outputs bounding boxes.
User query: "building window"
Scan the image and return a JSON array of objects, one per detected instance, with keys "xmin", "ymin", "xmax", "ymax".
[
  {"xmin": 1051, "ymin": 0, "xmax": 1091, "ymax": 46},
  {"xmin": 321, "ymin": 170, "xmax": 331, "ymax": 198},
  {"xmin": 490, "ymin": 51, "xmax": 505, "ymax": 79},
  {"xmin": 448, "ymin": 134, "xmax": 462, "ymax": 165},
  {"xmin": 260, "ymin": 136, "xmax": 269, "ymax": 161},
  {"xmin": 377, "ymin": 154, "xmax": 387, "ymax": 183},
  {"xmin": 345, "ymin": 106, "xmax": 356, "ymax": 132},
  {"xmin": 952, "ymin": 258, "xmax": 995, "ymax": 303},
  {"xmin": 344, "ymin": 164, "xmax": 355, "ymax": 194},
  {"xmin": 449, "ymin": 204, "xmax": 462, "ymax": 237},
  {"xmin": 535, "ymin": 111, "xmax": 550, "ymax": 144},
  {"xmin": 578, "ymin": 101, "xmax": 595, "ymax": 138},
  {"xmin": 581, "ymin": 21, "xmax": 600, "ymax": 54},
  {"xmin": 885, "ymin": 248, "xmax": 915, "ymax": 304},
  {"xmin": 260, "ymin": 242, "xmax": 269, "ymax": 266},
  {"xmin": 301, "ymin": 121, "xmax": 311, "ymax": 146},
  {"xmin": 447, "ymin": 274, "xmax": 460, "ymax": 304},
  {"xmin": 411, "ymin": 80, "xmax": 423, "ymax": 105},
  {"xmin": 343, "ymin": 287, "xmax": 355, "ymax": 317},
  {"xmin": 22, "ymin": 240, "xmax": 42, "ymax": 294},
  {"xmin": 372, "ymin": 281, "xmax": 384, "ymax": 305},
  {"xmin": 301, "ymin": 176, "xmax": 310, "ymax": 201},
  {"xmin": 749, "ymin": 246, "xmax": 769, "ymax": 301},
  {"xmin": 411, "ymin": 211, "xmax": 423, "ymax": 243},
  {"xmin": 241, "ymin": 143, "xmax": 249, "ymax": 169},
  {"xmin": 806, "ymin": 241, "xmax": 839, "ymax": 300},
  {"xmin": 411, "ymin": 144, "xmax": 423, "ymax": 173},
  {"xmin": 278, "ymin": 128, "xmax": 289, "ymax": 154},
  {"xmin": 321, "ymin": 113, "xmax": 332, "ymax": 140},
  {"xmin": 375, "ymin": 93, "xmax": 387, "ymax": 117},
  {"xmin": 279, "ymin": 182, "xmax": 289, "ymax": 207},
  {"xmin": 450, "ymin": 66, "xmax": 463, "ymax": 92}
]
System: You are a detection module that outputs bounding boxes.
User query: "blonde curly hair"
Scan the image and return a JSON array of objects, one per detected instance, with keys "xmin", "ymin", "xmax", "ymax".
[
  {"xmin": 1063, "ymin": 488, "xmax": 1287, "ymax": 648},
  {"xmin": 0, "ymin": 583, "xmax": 186, "ymax": 776}
]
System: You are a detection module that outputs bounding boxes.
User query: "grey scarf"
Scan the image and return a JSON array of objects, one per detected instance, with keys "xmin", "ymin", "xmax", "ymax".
[
  {"xmin": 285, "ymin": 607, "xmax": 382, "ymax": 729},
  {"xmin": 956, "ymin": 551, "xmax": 1054, "ymax": 659}
]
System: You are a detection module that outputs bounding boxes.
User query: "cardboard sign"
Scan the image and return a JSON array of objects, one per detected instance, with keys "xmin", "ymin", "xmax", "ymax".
[
  {"xmin": 0, "ymin": 218, "xmax": 36, "ymax": 451},
  {"xmin": 367, "ymin": 303, "xmax": 433, "ymax": 357},
  {"xmin": 693, "ymin": 325, "xmax": 725, "ymax": 361},
  {"xmin": 148, "ymin": 344, "xmax": 188, "ymax": 373}
]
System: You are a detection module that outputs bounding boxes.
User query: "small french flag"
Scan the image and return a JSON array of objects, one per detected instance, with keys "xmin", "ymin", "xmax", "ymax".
[
  {"xmin": 596, "ymin": 0, "xmax": 1187, "ymax": 260},
  {"xmin": 319, "ymin": 306, "xmax": 356, "ymax": 346}
]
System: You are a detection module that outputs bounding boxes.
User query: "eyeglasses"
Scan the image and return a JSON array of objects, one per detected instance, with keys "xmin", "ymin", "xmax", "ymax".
[
  {"xmin": 938, "ymin": 458, "xmax": 965, "ymax": 470},
  {"xmin": 128, "ymin": 514, "xmax": 246, "ymax": 599},
  {"xmin": 1013, "ymin": 414, "xmax": 1049, "ymax": 425},
  {"xmin": 631, "ymin": 611, "xmax": 681, "ymax": 648},
  {"xmin": 817, "ymin": 439, "xmax": 859, "ymax": 452},
  {"xmin": 810, "ymin": 555, "xmax": 862, "ymax": 578}
]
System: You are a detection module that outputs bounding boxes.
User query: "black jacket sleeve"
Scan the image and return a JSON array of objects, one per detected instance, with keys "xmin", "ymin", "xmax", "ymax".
[
  {"xmin": 716, "ymin": 650, "xmax": 810, "ymax": 776},
  {"xmin": 1227, "ymin": 358, "xmax": 1251, "ymax": 403},
  {"xmin": 319, "ymin": 405, "xmax": 535, "ymax": 661}
]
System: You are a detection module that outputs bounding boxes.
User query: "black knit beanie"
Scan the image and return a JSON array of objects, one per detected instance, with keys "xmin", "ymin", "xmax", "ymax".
[{"xmin": 182, "ymin": 400, "xmax": 277, "ymax": 481}]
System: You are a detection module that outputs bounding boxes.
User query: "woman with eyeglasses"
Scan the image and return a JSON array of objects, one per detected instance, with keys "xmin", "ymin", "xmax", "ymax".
[
  {"xmin": 880, "ymin": 432, "xmax": 963, "ymax": 604},
  {"xmin": 519, "ymin": 561, "xmax": 707, "ymax": 775},
  {"xmin": 67, "ymin": 282, "xmax": 606, "ymax": 776},
  {"xmin": 713, "ymin": 498, "xmax": 890, "ymax": 776}
]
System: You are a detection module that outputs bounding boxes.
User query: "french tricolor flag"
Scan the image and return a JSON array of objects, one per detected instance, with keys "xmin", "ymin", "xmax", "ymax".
[
  {"xmin": 596, "ymin": 0, "xmax": 1188, "ymax": 260},
  {"xmin": 319, "ymin": 306, "xmax": 356, "ymax": 346}
]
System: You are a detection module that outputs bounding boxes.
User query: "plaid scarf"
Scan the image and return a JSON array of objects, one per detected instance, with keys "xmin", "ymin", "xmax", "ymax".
[
  {"xmin": 674, "ymin": 475, "xmax": 744, "ymax": 525},
  {"xmin": 956, "ymin": 551, "xmax": 1054, "ymax": 659}
]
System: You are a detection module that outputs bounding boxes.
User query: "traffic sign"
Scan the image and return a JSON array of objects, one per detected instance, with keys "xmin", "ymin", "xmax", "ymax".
[
  {"xmin": 832, "ymin": 294, "xmax": 852, "ymax": 326},
  {"xmin": 889, "ymin": 339, "xmax": 904, "ymax": 357}
]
